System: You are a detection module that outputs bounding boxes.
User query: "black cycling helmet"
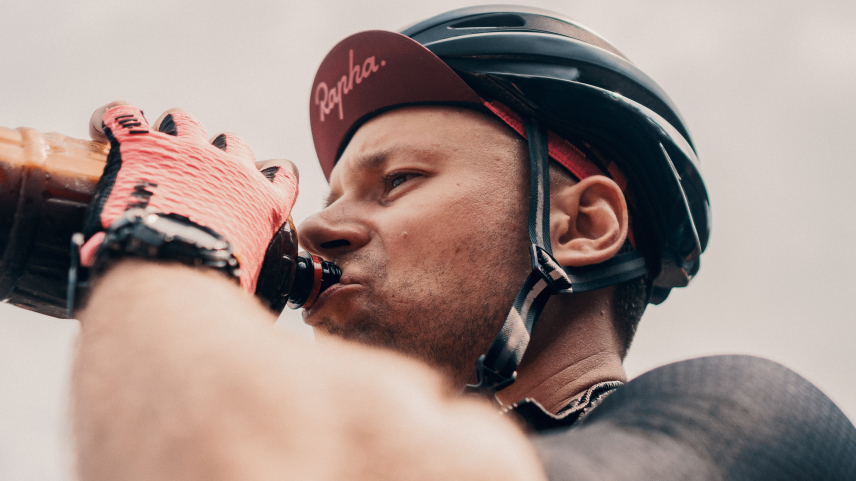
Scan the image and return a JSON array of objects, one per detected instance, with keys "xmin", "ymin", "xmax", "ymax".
[{"xmin": 310, "ymin": 5, "xmax": 710, "ymax": 396}]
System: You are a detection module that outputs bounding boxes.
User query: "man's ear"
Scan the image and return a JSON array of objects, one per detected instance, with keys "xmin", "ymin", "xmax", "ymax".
[{"xmin": 550, "ymin": 175, "xmax": 628, "ymax": 267}]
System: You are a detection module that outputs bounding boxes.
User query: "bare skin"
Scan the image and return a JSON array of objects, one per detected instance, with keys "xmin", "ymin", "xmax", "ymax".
[{"xmin": 299, "ymin": 106, "xmax": 629, "ymax": 412}]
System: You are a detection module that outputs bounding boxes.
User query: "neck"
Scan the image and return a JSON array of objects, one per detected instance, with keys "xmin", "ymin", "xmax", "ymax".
[{"xmin": 495, "ymin": 288, "xmax": 626, "ymax": 413}]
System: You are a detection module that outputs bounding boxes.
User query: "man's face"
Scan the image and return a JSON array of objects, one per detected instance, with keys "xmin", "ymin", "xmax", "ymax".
[{"xmin": 298, "ymin": 106, "xmax": 532, "ymax": 385}]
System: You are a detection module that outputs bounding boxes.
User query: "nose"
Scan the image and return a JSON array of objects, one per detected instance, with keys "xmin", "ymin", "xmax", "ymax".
[{"xmin": 297, "ymin": 205, "xmax": 370, "ymax": 259}]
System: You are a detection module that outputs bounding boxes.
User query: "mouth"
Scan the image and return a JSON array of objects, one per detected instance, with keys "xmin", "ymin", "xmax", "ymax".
[{"xmin": 302, "ymin": 273, "xmax": 360, "ymax": 323}]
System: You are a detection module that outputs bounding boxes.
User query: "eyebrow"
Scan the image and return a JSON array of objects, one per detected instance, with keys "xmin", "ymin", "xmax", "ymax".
[
  {"xmin": 352, "ymin": 149, "xmax": 394, "ymax": 173},
  {"xmin": 323, "ymin": 147, "xmax": 445, "ymax": 208},
  {"xmin": 324, "ymin": 150, "xmax": 390, "ymax": 208}
]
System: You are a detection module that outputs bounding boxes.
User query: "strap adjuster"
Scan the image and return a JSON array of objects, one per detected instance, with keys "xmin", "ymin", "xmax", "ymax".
[
  {"xmin": 462, "ymin": 355, "xmax": 518, "ymax": 399},
  {"xmin": 529, "ymin": 244, "xmax": 573, "ymax": 294}
]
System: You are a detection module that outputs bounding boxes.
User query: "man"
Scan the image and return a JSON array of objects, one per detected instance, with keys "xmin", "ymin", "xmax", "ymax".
[{"xmin": 73, "ymin": 6, "xmax": 856, "ymax": 480}]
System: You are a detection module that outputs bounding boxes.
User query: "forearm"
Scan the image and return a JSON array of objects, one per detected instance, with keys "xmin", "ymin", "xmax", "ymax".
[
  {"xmin": 74, "ymin": 261, "xmax": 545, "ymax": 481},
  {"xmin": 74, "ymin": 260, "xmax": 304, "ymax": 480}
]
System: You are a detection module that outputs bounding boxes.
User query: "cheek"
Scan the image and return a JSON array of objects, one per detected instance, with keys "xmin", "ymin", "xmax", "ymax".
[{"xmin": 380, "ymin": 180, "xmax": 523, "ymax": 280}]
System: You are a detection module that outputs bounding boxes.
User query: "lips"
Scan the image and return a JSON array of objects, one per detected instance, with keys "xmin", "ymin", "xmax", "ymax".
[{"xmin": 303, "ymin": 271, "xmax": 360, "ymax": 322}]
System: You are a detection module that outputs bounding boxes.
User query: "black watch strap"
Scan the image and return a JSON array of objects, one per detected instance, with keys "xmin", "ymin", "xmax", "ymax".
[{"xmin": 67, "ymin": 208, "xmax": 239, "ymax": 317}]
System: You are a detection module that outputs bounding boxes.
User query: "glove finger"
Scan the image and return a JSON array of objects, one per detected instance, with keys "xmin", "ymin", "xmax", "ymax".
[
  {"xmin": 256, "ymin": 159, "xmax": 300, "ymax": 209},
  {"xmin": 86, "ymin": 103, "xmax": 151, "ymax": 238},
  {"xmin": 100, "ymin": 103, "xmax": 151, "ymax": 138},
  {"xmin": 152, "ymin": 108, "xmax": 208, "ymax": 143},
  {"xmin": 210, "ymin": 132, "xmax": 256, "ymax": 169},
  {"xmin": 257, "ymin": 159, "xmax": 299, "ymax": 184},
  {"xmin": 90, "ymin": 100, "xmax": 131, "ymax": 142}
]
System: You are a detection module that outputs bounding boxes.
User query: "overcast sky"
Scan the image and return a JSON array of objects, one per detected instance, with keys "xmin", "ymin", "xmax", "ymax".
[{"xmin": 2, "ymin": 0, "xmax": 855, "ymax": 479}]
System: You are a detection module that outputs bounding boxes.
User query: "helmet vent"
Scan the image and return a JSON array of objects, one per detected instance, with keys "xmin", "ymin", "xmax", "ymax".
[{"xmin": 448, "ymin": 14, "xmax": 526, "ymax": 29}]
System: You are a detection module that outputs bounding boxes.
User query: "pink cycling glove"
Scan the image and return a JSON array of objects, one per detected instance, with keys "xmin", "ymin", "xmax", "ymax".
[{"xmin": 80, "ymin": 104, "xmax": 298, "ymax": 293}]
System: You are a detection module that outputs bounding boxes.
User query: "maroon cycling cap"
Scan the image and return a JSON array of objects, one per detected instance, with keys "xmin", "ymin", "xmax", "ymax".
[{"xmin": 310, "ymin": 30, "xmax": 483, "ymax": 180}]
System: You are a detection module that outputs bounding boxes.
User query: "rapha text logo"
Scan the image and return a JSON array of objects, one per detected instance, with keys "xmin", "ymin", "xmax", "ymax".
[{"xmin": 315, "ymin": 49, "xmax": 386, "ymax": 122}]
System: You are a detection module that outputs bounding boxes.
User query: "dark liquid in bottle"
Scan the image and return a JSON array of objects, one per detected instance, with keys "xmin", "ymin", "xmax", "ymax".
[{"xmin": 0, "ymin": 128, "xmax": 107, "ymax": 318}]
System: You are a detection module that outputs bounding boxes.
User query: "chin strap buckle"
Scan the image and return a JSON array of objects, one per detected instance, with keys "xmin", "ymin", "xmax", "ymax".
[
  {"xmin": 529, "ymin": 244, "xmax": 573, "ymax": 294},
  {"xmin": 462, "ymin": 355, "xmax": 518, "ymax": 400}
]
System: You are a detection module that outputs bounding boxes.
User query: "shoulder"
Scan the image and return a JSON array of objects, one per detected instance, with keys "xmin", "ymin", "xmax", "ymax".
[{"xmin": 530, "ymin": 355, "xmax": 856, "ymax": 480}]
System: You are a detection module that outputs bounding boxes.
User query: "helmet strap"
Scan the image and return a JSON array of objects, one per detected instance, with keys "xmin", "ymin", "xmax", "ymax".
[{"xmin": 462, "ymin": 118, "xmax": 647, "ymax": 401}]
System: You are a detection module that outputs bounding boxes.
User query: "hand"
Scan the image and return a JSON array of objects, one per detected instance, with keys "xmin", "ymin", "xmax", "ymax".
[{"xmin": 82, "ymin": 101, "xmax": 298, "ymax": 292}]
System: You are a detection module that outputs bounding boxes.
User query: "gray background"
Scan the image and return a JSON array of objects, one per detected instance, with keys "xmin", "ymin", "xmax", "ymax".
[{"xmin": 2, "ymin": 0, "xmax": 854, "ymax": 479}]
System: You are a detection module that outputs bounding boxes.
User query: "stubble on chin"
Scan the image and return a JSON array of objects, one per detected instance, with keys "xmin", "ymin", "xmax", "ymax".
[{"xmin": 315, "ymin": 240, "xmax": 527, "ymax": 388}]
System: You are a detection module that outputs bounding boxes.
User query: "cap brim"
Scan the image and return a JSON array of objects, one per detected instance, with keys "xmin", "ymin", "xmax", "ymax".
[{"xmin": 310, "ymin": 30, "xmax": 483, "ymax": 180}]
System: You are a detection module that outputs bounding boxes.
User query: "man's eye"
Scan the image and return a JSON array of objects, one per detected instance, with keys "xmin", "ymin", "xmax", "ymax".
[{"xmin": 388, "ymin": 173, "xmax": 417, "ymax": 190}]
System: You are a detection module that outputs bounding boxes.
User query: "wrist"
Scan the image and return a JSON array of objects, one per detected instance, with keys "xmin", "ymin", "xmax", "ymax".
[{"xmin": 78, "ymin": 258, "xmax": 275, "ymax": 332}]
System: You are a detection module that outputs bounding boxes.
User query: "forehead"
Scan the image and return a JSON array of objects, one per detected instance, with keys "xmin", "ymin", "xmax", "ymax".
[{"xmin": 328, "ymin": 106, "xmax": 523, "ymax": 186}]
